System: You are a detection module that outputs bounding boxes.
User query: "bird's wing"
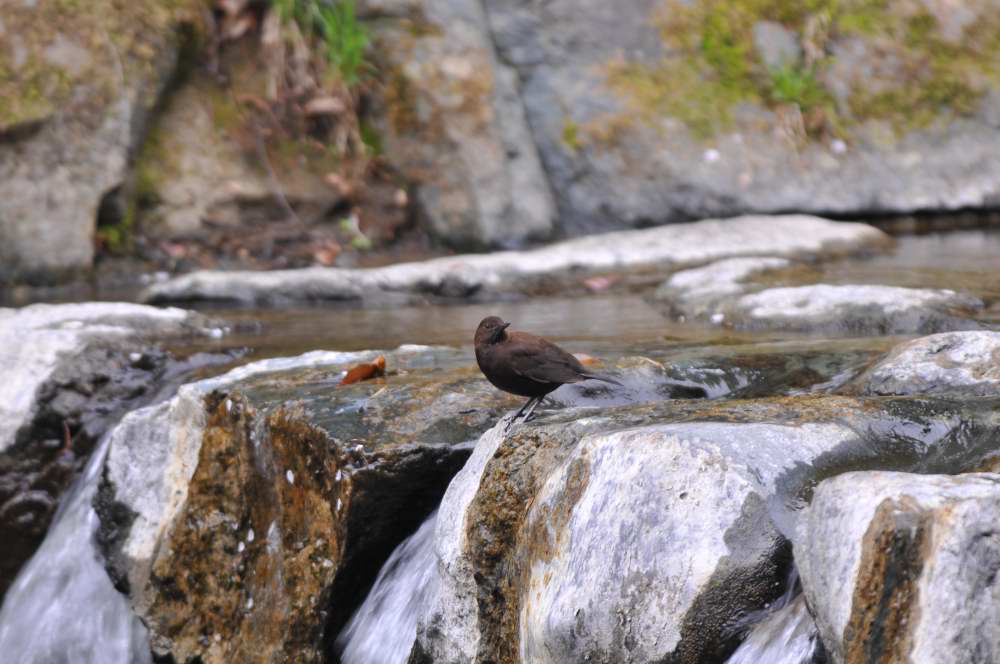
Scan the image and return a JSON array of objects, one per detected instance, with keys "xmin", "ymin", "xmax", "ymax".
[{"xmin": 508, "ymin": 339, "xmax": 587, "ymax": 385}]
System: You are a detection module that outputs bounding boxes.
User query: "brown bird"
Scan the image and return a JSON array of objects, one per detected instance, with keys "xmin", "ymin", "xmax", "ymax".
[{"xmin": 474, "ymin": 316, "xmax": 622, "ymax": 424}]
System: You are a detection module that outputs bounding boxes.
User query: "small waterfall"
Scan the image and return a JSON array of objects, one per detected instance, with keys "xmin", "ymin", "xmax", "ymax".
[
  {"xmin": 337, "ymin": 512, "xmax": 439, "ymax": 664},
  {"xmin": 726, "ymin": 570, "xmax": 823, "ymax": 664},
  {"xmin": 0, "ymin": 434, "xmax": 151, "ymax": 664}
]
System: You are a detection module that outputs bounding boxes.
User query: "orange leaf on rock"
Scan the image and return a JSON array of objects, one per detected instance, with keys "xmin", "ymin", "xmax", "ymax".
[
  {"xmin": 340, "ymin": 355, "xmax": 387, "ymax": 385},
  {"xmin": 573, "ymin": 353, "xmax": 601, "ymax": 366}
]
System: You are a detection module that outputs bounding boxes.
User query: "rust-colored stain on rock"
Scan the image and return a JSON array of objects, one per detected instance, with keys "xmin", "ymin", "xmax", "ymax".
[{"xmin": 844, "ymin": 497, "xmax": 929, "ymax": 664}]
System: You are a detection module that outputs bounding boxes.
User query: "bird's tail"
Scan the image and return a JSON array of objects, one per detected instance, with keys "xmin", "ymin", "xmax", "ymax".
[{"xmin": 581, "ymin": 372, "xmax": 623, "ymax": 387}]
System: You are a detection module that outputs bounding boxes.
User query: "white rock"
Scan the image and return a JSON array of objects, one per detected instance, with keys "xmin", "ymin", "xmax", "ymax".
[
  {"xmin": 143, "ymin": 216, "xmax": 886, "ymax": 304},
  {"xmin": 857, "ymin": 331, "xmax": 1000, "ymax": 396},
  {"xmin": 0, "ymin": 302, "xmax": 202, "ymax": 452},
  {"xmin": 733, "ymin": 284, "xmax": 982, "ymax": 334},
  {"xmin": 658, "ymin": 257, "xmax": 791, "ymax": 305}
]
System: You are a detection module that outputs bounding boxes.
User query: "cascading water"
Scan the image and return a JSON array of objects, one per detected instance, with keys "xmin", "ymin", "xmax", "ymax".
[
  {"xmin": 337, "ymin": 511, "xmax": 439, "ymax": 664},
  {"xmin": 725, "ymin": 570, "xmax": 824, "ymax": 664},
  {"xmin": 0, "ymin": 433, "xmax": 150, "ymax": 664}
]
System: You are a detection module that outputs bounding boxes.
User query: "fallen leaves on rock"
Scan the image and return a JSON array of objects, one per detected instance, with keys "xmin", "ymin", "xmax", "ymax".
[{"xmin": 340, "ymin": 355, "xmax": 386, "ymax": 385}]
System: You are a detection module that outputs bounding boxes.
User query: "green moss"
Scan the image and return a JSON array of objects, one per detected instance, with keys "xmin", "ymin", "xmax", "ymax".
[
  {"xmin": 0, "ymin": 0, "xmax": 203, "ymax": 130},
  {"xmin": 359, "ymin": 120, "xmax": 383, "ymax": 156},
  {"xmin": 604, "ymin": 0, "xmax": 1000, "ymax": 142},
  {"xmin": 561, "ymin": 117, "xmax": 582, "ymax": 151}
]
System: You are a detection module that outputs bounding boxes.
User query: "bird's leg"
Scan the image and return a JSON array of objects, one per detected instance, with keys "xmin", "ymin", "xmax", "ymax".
[
  {"xmin": 522, "ymin": 396, "xmax": 543, "ymax": 423},
  {"xmin": 504, "ymin": 396, "xmax": 537, "ymax": 433},
  {"xmin": 512, "ymin": 396, "xmax": 537, "ymax": 420}
]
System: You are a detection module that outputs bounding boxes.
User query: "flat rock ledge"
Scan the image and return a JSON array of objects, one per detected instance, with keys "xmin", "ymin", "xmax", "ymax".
[
  {"xmin": 142, "ymin": 215, "xmax": 888, "ymax": 305},
  {"xmin": 797, "ymin": 471, "xmax": 1000, "ymax": 664}
]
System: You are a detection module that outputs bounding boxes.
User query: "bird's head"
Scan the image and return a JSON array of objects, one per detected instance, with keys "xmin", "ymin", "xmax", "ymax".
[{"xmin": 475, "ymin": 316, "xmax": 510, "ymax": 346}]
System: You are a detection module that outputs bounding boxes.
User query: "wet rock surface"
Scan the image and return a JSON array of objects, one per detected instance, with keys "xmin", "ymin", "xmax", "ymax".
[
  {"xmin": 797, "ymin": 471, "xmax": 1000, "ymax": 664},
  {"xmin": 414, "ymin": 394, "xmax": 1000, "ymax": 663},
  {"xmin": 95, "ymin": 338, "xmax": 835, "ymax": 663},
  {"xmin": 657, "ymin": 281, "xmax": 985, "ymax": 335},
  {"xmin": 654, "ymin": 257, "xmax": 793, "ymax": 317},
  {"xmin": 143, "ymin": 215, "xmax": 887, "ymax": 304},
  {"xmin": 854, "ymin": 331, "xmax": 1000, "ymax": 397},
  {"xmin": 730, "ymin": 285, "xmax": 983, "ymax": 334},
  {"xmin": 0, "ymin": 302, "xmax": 212, "ymax": 600},
  {"xmin": 97, "ymin": 347, "xmax": 521, "ymax": 663}
]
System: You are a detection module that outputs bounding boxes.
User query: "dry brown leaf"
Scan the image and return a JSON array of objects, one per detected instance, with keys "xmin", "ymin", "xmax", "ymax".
[{"xmin": 340, "ymin": 355, "xmax": 387, "ymax": 385}]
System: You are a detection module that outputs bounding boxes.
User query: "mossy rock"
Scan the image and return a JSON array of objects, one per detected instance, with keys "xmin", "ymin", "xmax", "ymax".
[
  {"xmin": 604, "ymin": 0, "xmax": 1000, "ymax": 141},
  {"xmin": 0, "ymin": 0, "xmax": 203, "ymax": 132}
]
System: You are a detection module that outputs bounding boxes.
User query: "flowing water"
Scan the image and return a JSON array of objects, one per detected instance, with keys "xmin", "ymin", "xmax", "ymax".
[
  {"xmin": 337, "ymin": 512, "xmax": 439, "ymax": 664},
  {"xmin": 725, "ymin": 595, "xmax": 821, "ymax": 664},
  {"xmin": 0, "ymin": 434, "xmax": 151, "ymax": 664},
  {"xmin": 725, "ymin": 569, "xmax": 823, "ymax": 664}
]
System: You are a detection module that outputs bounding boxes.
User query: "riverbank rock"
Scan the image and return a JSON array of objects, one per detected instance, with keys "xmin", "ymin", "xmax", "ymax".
[
  {"xmin": 0, "ymin": 302, "xmax": 212, "ymax": 600},
  {"xmin": 0, "ymin": 0, "xmax": 200, "ymax": 283},
  {"xmin": 854, "ymin": 331, "xmax": 1000, "ymax": 396},
  {"xmin": 97, "ymin": 347, "xmax": 520, "ymax": 663},
  {"xmin": 484, "ymin": 0, "xmax": 1000, "ymax": 235},
  {"xmin": 413, "ymin": 395, "xmax": 1000, "ymax": 663},
  {"xmin": 142, "ymin": 215, "xmax": 887, "ymax": 304},
  {"xmin": 367, "ymin": 0, "xmax": 556, "ymax": 249},
  {"xmin": 797, "ymin": 471, "xmax": 1000, "ymax": 664},
  {"xmin": 133, "ymin": 42, "xmax": 346, "ymax": 242}
]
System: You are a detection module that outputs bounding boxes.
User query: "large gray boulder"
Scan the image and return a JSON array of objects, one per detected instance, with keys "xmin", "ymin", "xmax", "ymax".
[
  {"xmin": 855, "ymin": 331, "xmax": 1000, "ymax": 397},
  {"xmin": 143, "ymin": 215, "xmax": 887, "ymax": 304},
  {"xmin": 98, "ymin": 346, "xmax": 519, "ymax": 663},
  {"xmin": 797, "ymin": 471, "xmax": 1000, "ymax": 664},
  {"xmin": 413, "ymin": 395, "xmax": 1000, "ymax": 663},
  {"xmin": 0, "ymin": 302, "xmax": 211, "ymax": 599},
  {"xmin": 367, "ymin": 0, "xmax": 556, "ymax": 249},
  {"xmin": 0, "ymin": 0, "xmax": 199, "ymax": 283},
  {"xmin": 482, "ymin": 0, "xmax": 1000, "ymax": 235}
]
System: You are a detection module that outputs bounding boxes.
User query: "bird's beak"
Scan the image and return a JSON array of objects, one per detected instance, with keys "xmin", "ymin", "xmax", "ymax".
[{"xmin": 500, "ymin": 322, "xmax": 511, "ymax": 331}]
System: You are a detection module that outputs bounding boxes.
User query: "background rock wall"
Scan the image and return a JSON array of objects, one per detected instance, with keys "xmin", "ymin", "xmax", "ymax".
[{"xmin": 2, "ymin": 0, "xmax": 999, "ymax": 281}]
